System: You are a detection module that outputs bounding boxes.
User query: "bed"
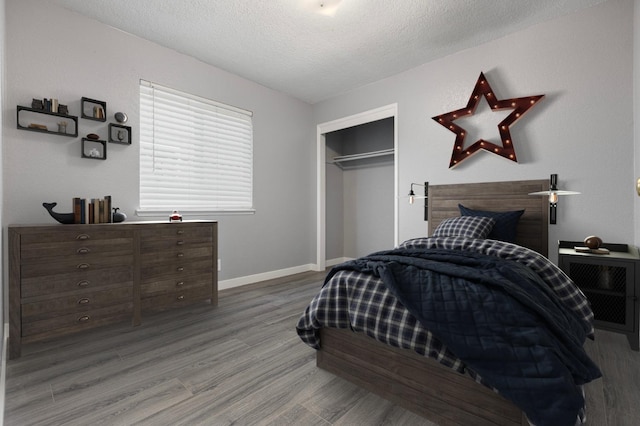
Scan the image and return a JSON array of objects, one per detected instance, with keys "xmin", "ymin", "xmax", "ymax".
[{"xmin": 296, "ymin": 179, "xmax": 601, "ymax": 426}]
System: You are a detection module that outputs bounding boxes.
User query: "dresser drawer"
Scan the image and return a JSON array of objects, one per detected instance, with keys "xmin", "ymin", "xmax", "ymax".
[
  {"xmin": 141, "ymin": 273, "xmax": 213, "ymax": 298},
  {"xmin": 21, "ymin": 303, "xmax": 133, "ymax": 339},
  {"xmin": 140, "ymin": 238, "xmax": 212, "ymax": 254},
  {"xmin": 140, "ymin": 246, "xmax": 213, "ymax": 265},
  {"xmin": 21, "ymin": 237, "xmax": 133, "ymax": 260},
  {"xmin": 140, "ymin": 285, "xmax": 212, "ymax": 311},
  {"xmin": 22, "ymin": 286, "xmax": 133, "ymax": 322},
  {"xmin": 21, "ymin": 265, "xmax": 133, "ymax": 298},
  {"xmin": 141, "ymin": 258, "xmax": 214, "ymax": 281},
  {"xmin": 21, "ymin": 255, "xmax": 134, "ymax": 279},
  {"xmin": 139, "ymin": 224, "xmax": 212, "ymax": 242}
]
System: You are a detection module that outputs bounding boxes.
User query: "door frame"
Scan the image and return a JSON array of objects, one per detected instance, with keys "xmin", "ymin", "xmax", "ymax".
[{"xmin": 315, "ymin": 103, "xmax": 399, "ymax": 271}]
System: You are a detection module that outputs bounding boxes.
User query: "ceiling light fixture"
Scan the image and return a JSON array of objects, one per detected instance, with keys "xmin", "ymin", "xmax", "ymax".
[{"xmin": 302, "ymin": 0, "xmax": 342, "ymax": 16}]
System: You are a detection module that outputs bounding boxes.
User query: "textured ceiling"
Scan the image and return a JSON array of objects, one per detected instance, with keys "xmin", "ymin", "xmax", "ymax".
[{"xmin": 48, "ymin": 0, "xmax": 607, "ymax": 104}]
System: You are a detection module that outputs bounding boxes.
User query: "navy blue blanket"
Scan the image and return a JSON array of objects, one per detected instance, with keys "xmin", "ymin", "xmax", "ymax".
[{"xmin": 328, "ymin": 248, "xmax": 601, "ymax": 426}]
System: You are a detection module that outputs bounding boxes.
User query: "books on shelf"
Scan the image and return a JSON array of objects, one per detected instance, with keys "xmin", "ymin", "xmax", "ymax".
[{"xmin": 72, "ymin": 195, "xmax": 111, "ymax": 224}]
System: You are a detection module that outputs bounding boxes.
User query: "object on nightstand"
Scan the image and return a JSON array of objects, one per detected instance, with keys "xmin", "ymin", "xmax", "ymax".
[
  {"xmin": 574, "ymin": 235, "xmax": 609, "ymax": 254},
  {"xmin": 574, "ymin": 246, "xmax": 610, "ymax": 254},
  {"xmin": 170, "ymin": 210, "xmax": 182, "ymax": 222}
]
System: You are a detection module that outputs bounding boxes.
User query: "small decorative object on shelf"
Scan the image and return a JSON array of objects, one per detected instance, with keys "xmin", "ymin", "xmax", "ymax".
[
  {"xmin": 170, "ymin": 210, "xmax": 183, "ymax": 222},
  {"xmin": 112, "ymin": 207, "xmax": 127, "ymax": 223},
  {"xmin": 81, "ymin": 97, "xmax": 107, "ymax": 122},
  {"xmin": 108, "ymin": 123, "xmax": 132, "ymax": 145},
  {"xmin": 17, "ymin": 105, "xmax": 78, "ymax": 137},
  {"xmin": 82, "ymin": 138, "xmax": 107, "ymax": 160},
  {"xmin": 114, "ymin": 112, "xmax": 128, "ymax": 123},
  {"xmin": 86, "ymin": 133, "xmax": 100, "ymax": 140},
  {"xmin": 42, "ymin": 202, "xmax": 75, "ymax": 224}
]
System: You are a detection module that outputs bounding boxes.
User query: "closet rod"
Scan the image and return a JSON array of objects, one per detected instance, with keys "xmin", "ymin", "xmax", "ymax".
[{"xmin": 332, "ymin": 148, "xmax": 394, "ymax": 164}]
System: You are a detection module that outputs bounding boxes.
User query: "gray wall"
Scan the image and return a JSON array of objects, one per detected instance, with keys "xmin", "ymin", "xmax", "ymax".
[
  {"xmin": 314, "ymin": 0, "xmax": 636, "ymax": 260},
  {"xmin": 3, "ymin": 0, "xmax": 316, "ymax": 285}
]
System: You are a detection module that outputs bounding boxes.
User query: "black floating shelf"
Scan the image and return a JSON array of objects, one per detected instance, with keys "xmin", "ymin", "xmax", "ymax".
[
  {"xmin": 81, "ymin": 97, "xmax": 107, "ymax": 122},
  {"xmin": 81, "ymin": 138, "xmax": 107, "ymax": 160},
  {"xmin": 16, "ymin": 106, "xmax": 78, "ymax": 137},
  {"xmin": 108, "ymin": 123, "xmax": 132, "ymax": 145}
]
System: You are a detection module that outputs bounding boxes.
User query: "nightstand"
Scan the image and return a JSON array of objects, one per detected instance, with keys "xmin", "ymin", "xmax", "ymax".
[{"xmin": 558, "ymin": 241, "xmax": 639, "ymax": 351}]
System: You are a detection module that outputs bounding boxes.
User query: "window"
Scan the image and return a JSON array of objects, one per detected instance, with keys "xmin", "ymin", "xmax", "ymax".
[{"xmin": 138, "ymin": 80, "xmax": 253, "ymax": 214}]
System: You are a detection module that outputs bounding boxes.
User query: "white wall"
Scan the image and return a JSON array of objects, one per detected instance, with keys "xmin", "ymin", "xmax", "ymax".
[
  {"xmin": 3, "ymin": 0, "xmax": 316, "ymax": 283},
  {"xmin": 634, "ymin": 0, "xmax": 640, "ymax": 244},
  {"xmin": 314, "ymin": 0, "xmax": 635, "ymax": 259},
  {"xmin": 0, "ymin": 0, "xmax": 6, "ymax": 418}
]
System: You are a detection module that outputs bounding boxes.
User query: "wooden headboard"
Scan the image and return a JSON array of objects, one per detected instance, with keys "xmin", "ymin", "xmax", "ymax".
[{"xmin": 427, "ymin": 179, "xmax": 549, "ymax": 257}]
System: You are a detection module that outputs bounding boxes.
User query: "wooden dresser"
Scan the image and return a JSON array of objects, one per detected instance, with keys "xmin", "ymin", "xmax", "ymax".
[{"xmin": 8, "ymin": 221, "xmax": 218, "ymax": 359}]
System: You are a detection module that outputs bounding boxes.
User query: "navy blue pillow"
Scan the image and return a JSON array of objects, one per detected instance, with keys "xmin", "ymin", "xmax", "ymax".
[{"xmin": 458, "ymin": 204, "xmax": 524, "ymax": 243}]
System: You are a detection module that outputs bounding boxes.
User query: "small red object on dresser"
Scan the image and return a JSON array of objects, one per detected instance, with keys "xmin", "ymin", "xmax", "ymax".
[{"xmin": 170, "ymin": 210, "xmax": 182, "ymax": 222}]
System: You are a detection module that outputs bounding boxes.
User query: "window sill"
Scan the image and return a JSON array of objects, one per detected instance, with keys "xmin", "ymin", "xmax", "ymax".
[{"xmin": 136, "ymin": 208, "xmax": 256, "ymax": 217}]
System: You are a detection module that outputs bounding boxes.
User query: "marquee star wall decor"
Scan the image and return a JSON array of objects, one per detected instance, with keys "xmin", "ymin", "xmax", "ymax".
[{"xmin": 432, "ymin": 72, "xmax": 544, "ymax": 168}]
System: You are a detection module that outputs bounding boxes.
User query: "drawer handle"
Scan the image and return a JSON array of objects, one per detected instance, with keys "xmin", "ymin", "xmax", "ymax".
[
  {"xmin": 177, "ymin": 266, "xmax": 184, "ymax": 272},
  {"xmin": 77, "ymin": 247, "xmax": 91, "ymax": 255},
  {"xmin": 77, "ymin": 315, "xmax": 90, "ymax": 323},
  {"xmin": 177, "ymin": 295, "xmax": 185, "ymax": 301},
  {"xmin": 77, "ymin": 280, "xmax": 90, "ymax": 288},
  {"xmin": 177, "ymin": 230, "xmax": 185, "ymax": 235},
  {"xmin": 76, "ymin": 234, "xmax": 90, "ymax": 241},
  {"xmin": 176, "ymin": 281, "xmax": 185, "ymax": 287},
  {"xmin": 77, "ymin": 298, "xmax": 90, "ymax": 305},
  {"xmin": 77, "ymin": 263, "xmax": 90, "ymax": 270},
  {"xmin": 177, "ymin": 253, "xmax": 184, "ymax": 258},
  {"xmin": 176, "ymin": 240, "xmax": 185, "ymax": 246}
]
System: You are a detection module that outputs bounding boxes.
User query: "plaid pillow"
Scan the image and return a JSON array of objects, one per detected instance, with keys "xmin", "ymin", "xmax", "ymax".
[
  {"xmin": 458, "ymin": 204, "xmax": 524, "ymax": 243},
  {"xmin": 432, "ymin": 216, "xmax": 495, "ymax": 239}
]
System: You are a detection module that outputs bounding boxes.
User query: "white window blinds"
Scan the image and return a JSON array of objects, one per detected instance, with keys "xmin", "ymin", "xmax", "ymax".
[{"xmin": 139, "ymin": 80, "xmax": 253, "ymax": 213}]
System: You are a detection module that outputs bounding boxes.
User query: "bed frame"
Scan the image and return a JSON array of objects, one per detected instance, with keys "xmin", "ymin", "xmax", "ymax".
[{"xmin": 317, "ymin": 179, "xmax": 549, "ymax": 426}]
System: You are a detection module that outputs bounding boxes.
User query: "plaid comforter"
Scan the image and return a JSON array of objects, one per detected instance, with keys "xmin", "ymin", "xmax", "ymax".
[{"xmin": 296, "ymin": 236, "xmax": 595, "ymax": 384}]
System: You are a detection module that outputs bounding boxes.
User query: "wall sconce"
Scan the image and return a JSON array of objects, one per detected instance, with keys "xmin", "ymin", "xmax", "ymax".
[
  {"xmin": 529, "ymin": 174, "xmax": 580, "ymax": 224},
  {"xmin": 408, "ymin": 182, "xmax": 429, "ymax": 221}
]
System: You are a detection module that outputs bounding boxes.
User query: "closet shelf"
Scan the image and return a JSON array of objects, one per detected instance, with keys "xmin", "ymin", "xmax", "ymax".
[{"xmin": 332, "ymin": 148, "xmax": 394, "ymax": 168}]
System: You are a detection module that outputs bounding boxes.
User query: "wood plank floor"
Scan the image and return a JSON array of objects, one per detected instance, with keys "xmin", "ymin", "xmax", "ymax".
[{"xmin": 4, "ymin": 270, "xmax": 640, "ymax": 425}]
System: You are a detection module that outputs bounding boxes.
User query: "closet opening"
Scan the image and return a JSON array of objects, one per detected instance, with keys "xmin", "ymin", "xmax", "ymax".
[{"xmin": 316, "ymin": 104, "xmax": 398, "ymax": 270}]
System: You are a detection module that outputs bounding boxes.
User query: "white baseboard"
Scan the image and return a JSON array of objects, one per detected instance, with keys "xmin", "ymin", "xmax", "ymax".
[
  {"xmin": 218, "ymin": 259, "xmax": 355, "ymax": 290},
  {"xmin": 326, "ymin": 257, "xmax": 353, "ymax": 267},
  {"xmin": 218, "ymin": 263, "xmax": 317, "ymax": 290}
]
